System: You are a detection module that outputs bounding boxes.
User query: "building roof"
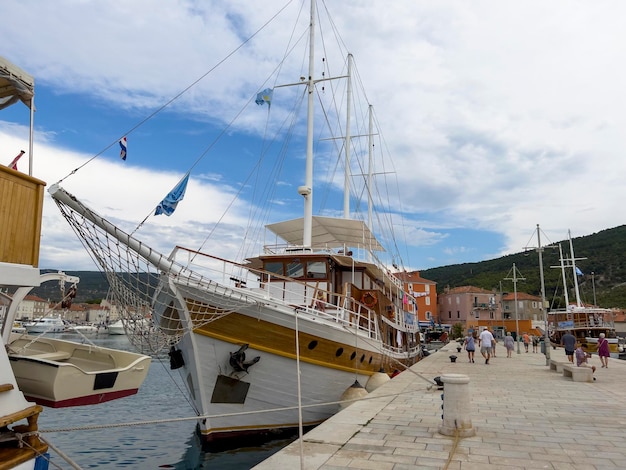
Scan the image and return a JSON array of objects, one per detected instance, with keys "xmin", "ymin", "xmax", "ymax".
[
  {"xmin": 443, "ymin": 286, "xmax": 493, "ymax": 295},
  {"xmin": 23, "ymin": 294, "xmax": 46, "ymax": 302},
  {"xmin": 502, "ymin": 292, "xmax": 542, "ymax": 302},
  {"xmin": 395, "ymin": 271, "xmax": 436, "ymax": 285}
]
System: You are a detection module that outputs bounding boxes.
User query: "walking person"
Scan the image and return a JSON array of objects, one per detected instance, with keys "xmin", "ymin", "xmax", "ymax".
[
  {"xmin": 464, "ymin": 331, "xmax": 476, "ymax": 363},
  {"xmin": 522, "ymin": 332, "xmax": 530, "ymax": 353},
  {"xmin": 532, "ymin": 335, "xmax": 539, "ymax": 353},
  {"xmin": 561, "ymin": 330, "xmax": 576, "ymax": 363},
  {"xmin": 478, "ymin": 326, "xmax": 495, "ymax": 365},
  {"xmin": 598, "ymin": 333, "xmax": 610, "ymax": 368},
  {"xmin": 504, "ymin": 332, "xmax": 515, "ymax": 358}
]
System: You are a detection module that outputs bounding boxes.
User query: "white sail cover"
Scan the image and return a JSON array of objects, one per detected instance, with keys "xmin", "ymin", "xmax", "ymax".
[
  {"xmin": 267, "ymin": 216, "xmax": 385, "ymax": 251},
  {"xmin": 0, "ymin": 56, "xmax": 34, "ymax": 111}
]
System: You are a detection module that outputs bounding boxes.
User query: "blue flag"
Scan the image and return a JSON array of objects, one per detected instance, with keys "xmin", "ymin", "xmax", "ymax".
[
  {"xmin": 155, "ymin": 173, "xmax": 189, "ymax": 216},
  {"xmin": 255, "ymin": 88, "xmax": 273, "ymax": 107},
  {"xmin": 575, "ymin": 267, "xmax": 584, "ymax": 276}
]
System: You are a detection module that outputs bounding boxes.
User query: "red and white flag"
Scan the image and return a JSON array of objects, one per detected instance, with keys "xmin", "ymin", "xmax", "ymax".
[{"xmin": 8, "ymin": 150, "xmax": 25, "ymax": 170}]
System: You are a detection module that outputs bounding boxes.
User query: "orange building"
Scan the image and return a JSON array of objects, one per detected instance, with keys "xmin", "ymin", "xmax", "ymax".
[{"xmin": 396, "ymin": 271, "xmax": 437, "ymax": 326}]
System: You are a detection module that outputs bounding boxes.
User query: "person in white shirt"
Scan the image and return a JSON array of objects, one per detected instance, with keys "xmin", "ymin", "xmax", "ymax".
[{"xmin": 478, "ymin": 327, "xmax": 495, "ymax": 365}]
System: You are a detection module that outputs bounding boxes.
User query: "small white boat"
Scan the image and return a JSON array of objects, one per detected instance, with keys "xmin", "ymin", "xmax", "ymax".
[
  {"xmin": 7, "ymin": 333, "xmax": 151, "ymax": 407},
  {"xmin": 24, "ymin": 316, "xmax": 66, "ymax": 334},
  {"xmin": 66, "ymin": 323, "xmax": 100, "ymax": 335},
  {"xmin": 11, "ymin": 321, "xmax": 26, "ymax": 334},
  {"xmin": 107, "ymin": 319, "xmax": 126, "ymax": 335}
]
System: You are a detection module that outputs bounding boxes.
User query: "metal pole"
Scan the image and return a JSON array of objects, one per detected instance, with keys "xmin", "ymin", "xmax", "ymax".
[
  {"xmin": 592, "ymin": 272, "xmax": 597, "ymax": 306},
  {"xmin": 537, "ymin": 224, "xmax": 550, "ymax": 363},
  {"xmin": 513, "ymin": 263, "xmax": 521, "ymax": 354}
]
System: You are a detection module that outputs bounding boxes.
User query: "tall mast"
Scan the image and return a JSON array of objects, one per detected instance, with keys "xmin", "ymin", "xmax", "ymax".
[
  {"xmin": 558, "ymin": 243, "xmax": 570, "ymax": 307},
  {"xmin": 536, "ymin": 224, "xmax": 550, "ymax": 362},
  {"xmin": 568, "ymin": 230, "xmax": 582, "ymax": 307},
  {"xmin": 367, "ymin": 104, "xmax": 373, "ymax": 230},
  {"xmin": 343, "ymin": 54, "xmax": 353, "ymax": 218},
  {"xmin": 299, "ymin": 0, "xmax": 316, "ymax": 248}
]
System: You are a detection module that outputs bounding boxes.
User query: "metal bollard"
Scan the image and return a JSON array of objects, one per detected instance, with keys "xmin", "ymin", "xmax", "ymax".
[{"xmin": 438, "ymin": 373, "xmax": 475, "ymax": 437}]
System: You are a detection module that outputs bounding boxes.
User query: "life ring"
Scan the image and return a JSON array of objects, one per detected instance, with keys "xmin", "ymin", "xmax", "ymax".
[{"xmin": 361, "ymin": 292, "xmax": 377, "ymax": 308}]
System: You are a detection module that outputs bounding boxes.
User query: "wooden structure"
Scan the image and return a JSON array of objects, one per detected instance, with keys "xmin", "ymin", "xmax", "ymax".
[{"xmin": 0, "ymin": 165, "xmax": 45, "ymax": 267}]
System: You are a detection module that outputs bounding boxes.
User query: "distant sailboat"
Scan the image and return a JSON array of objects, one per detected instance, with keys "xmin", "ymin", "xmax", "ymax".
[{"xmin": 548, "ymin": 231, "xmax": 619, "ymax": 357}]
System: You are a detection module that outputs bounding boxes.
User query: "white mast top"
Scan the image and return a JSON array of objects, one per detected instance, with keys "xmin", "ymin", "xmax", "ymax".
[{"xmin": 299, "ymin": 0, "xmax": 316, "ymax": 248}]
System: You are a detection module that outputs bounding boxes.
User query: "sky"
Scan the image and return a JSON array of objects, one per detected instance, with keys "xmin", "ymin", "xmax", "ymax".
[{"xmin": 1, "ymin": 0, "xmax": 625, "ymax": 274}]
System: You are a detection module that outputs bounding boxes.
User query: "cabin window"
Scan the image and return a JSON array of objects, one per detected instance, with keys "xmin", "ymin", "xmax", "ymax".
[
  {"xmin": 306, "ymin": 261, "xmax": 326, "ymax": 279},
  {"xmin": 265, "ymin": 262, "xmax": 284, "ymax": 276},
  {"xmin": 286, "ymin": 261, "xmax": 304, "ymax": 278}
]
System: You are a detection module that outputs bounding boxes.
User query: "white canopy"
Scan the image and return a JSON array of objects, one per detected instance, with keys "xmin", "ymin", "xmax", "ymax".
[
  {"xmin": 0, "ymin": 56, "xmax": 34, "ymax": 111},
  {"xmin": 266, "ymin": 216, "xmax": 385, "ymax": 252}
]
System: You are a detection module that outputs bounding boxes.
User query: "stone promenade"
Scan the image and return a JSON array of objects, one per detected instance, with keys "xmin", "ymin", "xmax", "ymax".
[{"xmin": 253, "ymin": 340, "xmax": 626, "ymax": 469}]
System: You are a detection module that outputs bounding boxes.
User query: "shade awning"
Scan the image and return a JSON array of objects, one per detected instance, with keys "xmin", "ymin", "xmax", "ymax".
[
  {"xmin": 0, "ymin": 56, "xmax": 35, "ymax": 111},
  {"xmin": 266, "ymin": 216, "xmax": 385, "ymax": 252}
]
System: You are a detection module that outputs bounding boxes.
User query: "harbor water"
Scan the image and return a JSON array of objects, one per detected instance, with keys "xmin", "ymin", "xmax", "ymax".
[{"xmin": 36, "ymin": 334, "xmax": 295, "ymax": 469}]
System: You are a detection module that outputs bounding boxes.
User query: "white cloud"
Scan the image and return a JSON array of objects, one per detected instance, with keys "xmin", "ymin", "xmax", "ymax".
[{"xmin": 2, "ymin": 0, "xmax": 625, "ymax": 271}]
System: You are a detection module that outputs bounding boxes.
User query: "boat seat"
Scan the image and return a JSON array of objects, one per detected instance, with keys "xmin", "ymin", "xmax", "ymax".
[
  {"xmin": 562, "ymin": 364, "xmax": 594, "ymax": 383},
  {"xmin": 31, "ymin": 351, "xmax": 72, "ymax": 361},
  {"xmin": 70, "ymin": 348, "xmax": 116, "ymax": 369}
]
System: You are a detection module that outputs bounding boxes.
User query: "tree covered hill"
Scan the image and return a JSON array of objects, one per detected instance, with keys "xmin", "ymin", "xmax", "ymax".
[
  {"xmin": 29, "ymin": 225, "xmax": 626, "ymax": 309},
  {"xmin": 420, "ymin": 225, "xmax": 626, "ymax": 309}
]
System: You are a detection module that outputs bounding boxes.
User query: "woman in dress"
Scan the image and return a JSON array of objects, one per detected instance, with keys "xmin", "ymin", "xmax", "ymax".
[
  {"xmin": 464, "ymin": 332, "xmax": 476, "ymax": 363},
  {"xmin": 504, "ymin": 332, "xmax": 515, "ymax": 358},
  {"xmin": 598, "ymin": 332, "xmax": 610, "ymax": 368}
]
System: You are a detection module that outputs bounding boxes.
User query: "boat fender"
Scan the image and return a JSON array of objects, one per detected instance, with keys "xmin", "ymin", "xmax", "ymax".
[
  {"xmin": 168, "ymin": 346, "xmax": 185, "ymax": 369},
  {"xmin": 365, "ymin": 369, "xmax": 390, "ymax": 392},
  {"xmin": 361, "ymin": 292, "xmax": 377, "ymax": 308},
  {"xmin": 339, "ymin": 379, "xmax": 368, "ymax": 410},
  {"xmin": 229, "ymin": 344, "xmax": 261, "ymax": 373}
]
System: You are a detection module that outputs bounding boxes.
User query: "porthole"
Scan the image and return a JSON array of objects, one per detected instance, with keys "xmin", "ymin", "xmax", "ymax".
[
  {"xmin": 335, "ymin": 348, "xmax": 344, "ymax": 357},
  {"xmin": 308, "ymin": 340, "xmax": 318, "ymax": 350},
  {"xmin": 350, "ymin": 352, "xmax": 356, "ymax": 360},
  {"xmin": 360, "ymin": 354, "xmax": 365, "ymax": 363}
]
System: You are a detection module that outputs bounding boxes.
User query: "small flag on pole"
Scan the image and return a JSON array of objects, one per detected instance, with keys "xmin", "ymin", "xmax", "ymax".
[
  {"xmin": 7, "ymin": 150, "xmax": 25, "ymax": 170},
  {"xmin": 119, "ymin": 137, "xmax": 127, "ymax": 160},
  {"xmin": 155, "ymin": 173, "xmax": 190, "ymax": 216},
  {"xmin": 255, "ymin": 88, "xmax": 273, "ymax": 107},
  {"xmin": 575, "ymin": 267, "xmax": 584, "ymax": 276}
]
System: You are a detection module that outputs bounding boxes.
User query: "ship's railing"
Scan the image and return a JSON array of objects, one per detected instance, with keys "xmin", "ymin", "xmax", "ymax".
[{"xmin": 168, "ymin": 246, "xmax": 384, "ymax": 342}]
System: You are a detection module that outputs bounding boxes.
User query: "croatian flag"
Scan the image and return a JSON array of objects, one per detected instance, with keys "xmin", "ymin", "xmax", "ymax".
[
  {"xmin": 8, "ymin": 150, "xmax": 25, "ymax": 170},
  {"xmin": 119, "ymin": 137, "xmax": 127, "ymax": 161}
]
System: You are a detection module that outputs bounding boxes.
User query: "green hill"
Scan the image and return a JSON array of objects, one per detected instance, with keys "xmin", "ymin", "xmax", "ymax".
[{"xmin": 421, "ymin": 225, "xmax": 626, "ymax": 309}]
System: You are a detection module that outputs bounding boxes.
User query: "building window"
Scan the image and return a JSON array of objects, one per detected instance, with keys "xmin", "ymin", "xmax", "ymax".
[
  {"xmin": 425, "ymin": 297, "xmax": 430, "ymax": 306},
  {"xmin": 425, "ymin": 284, "xmax": 430, "ymax": 293},
  {"xmin": 475, "ymin": 310, "xmax": 480, "ymax": 319},
  {"xmin": 448, "ymin": 311, "xmax": 452, "ymax": 319},
  {"xmin": 490, "ymin": 311, "xmax": 494, "ymax": 319},
  {"xmin": 456, "ymin": 296, "xmax": 460, "ymax": 305},
  {"xmin": 457, "ymin": 311, "xmax": 460, "ymax": 319}
]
